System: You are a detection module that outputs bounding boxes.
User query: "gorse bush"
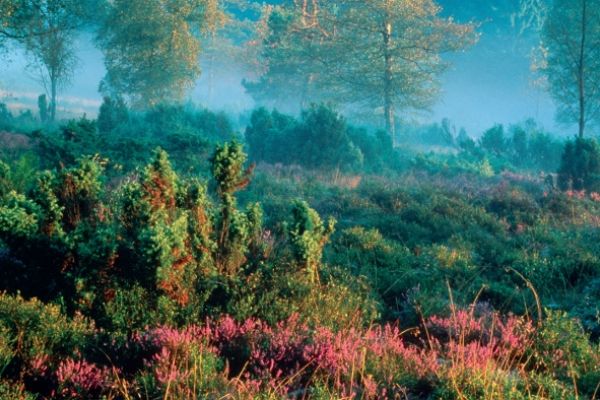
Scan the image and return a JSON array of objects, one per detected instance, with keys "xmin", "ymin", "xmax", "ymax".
[{"xmin": 0, "ymin": 140, "xmax": 379, "ymax": 328}]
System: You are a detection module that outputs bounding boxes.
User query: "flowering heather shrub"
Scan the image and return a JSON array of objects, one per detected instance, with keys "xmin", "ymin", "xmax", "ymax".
[
  {"xmin": 565, "ymin": 190, "xmax": 586, "ymax": 200},
  {"xmin": 130, "ymin": 314, "xmax": 438, "ymax": 398},
  {"xmin": 54, "ymin": 359, "xmax": 112, "ymax": 399},
  {"xmin": 427, "ymin": 308, "xmax": 534, "ymax": 366},
  {"xmin": 304, "ymin": 324, "xmax": 439, "ymax": 398},
  {"xmin": 148, "ymin": 333, "xmax": 225, "ymax": 398},
  {"xmin": 0, "ymin": 301, "xmax": 594, "ymax": 399},
  {"xmin": 424, "ymin": 308, "xmax": 593, "ymax": 398},
  {"xmin": 125, "ymin": 310, "xmax": 587, "ymax": 398}
]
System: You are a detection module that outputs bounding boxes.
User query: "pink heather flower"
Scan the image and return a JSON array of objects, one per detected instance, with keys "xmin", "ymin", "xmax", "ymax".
[
  {"xmin": 566, "ymin": 190, "xmax": 586, "ymax": 199},
  {"xmin": 428, "ymin": 310, "xmax": 484, "ymax": 339},
  {"xmin": 427, "ymin": 309, "xmax": 533, "ymax": 375},
  {"xmin": 498, "ymin": 315, "xmax": 534, "ymax": 350},
  {"xmin": 232, "ymin": 376, "xmax": 262, "ymax": 396},
  {"xmin": 55, "ymin": 359, "xmax": 111, "ymax": 398},
  {"xmin": 29, "ymin": 354, "xmax": 49, "ymax": 376},
  {"xmin": 216, "ymin": 315, "xmax": 239, "ymax": 341},
  {"xmin": 152, "ymin": 346, "xmax": 193, "ymax": 385},
  {"xmin": 362, "ymin": 375, "xmax": 378, "ymax": 398},
  {"xmin": 124, "ymin": 309, "xmax": 533, "ymax": 397},
  {"xmin": 136, "ymin": 324, "xmax": 209, "ymax": 354}
]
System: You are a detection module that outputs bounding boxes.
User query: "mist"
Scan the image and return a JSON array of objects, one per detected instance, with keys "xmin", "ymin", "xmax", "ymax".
[{"xmin": 0, "ymin": 0, "xmax": 564, "ymax": 138}]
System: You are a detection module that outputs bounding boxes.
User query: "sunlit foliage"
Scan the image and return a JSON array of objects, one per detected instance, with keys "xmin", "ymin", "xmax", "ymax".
[{"xmin": 98, "ymin": 0, "xmax": 208, "ymax": 107}]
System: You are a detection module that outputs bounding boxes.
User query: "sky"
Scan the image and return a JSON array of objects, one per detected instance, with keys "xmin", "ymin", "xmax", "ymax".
[
  {"xmin": 430, "ymin": 29, "xmax": 558, "ymax": 136},
  {"xmin": 0, "ymin": 1, "xmax": 568, "ymax": 138}
]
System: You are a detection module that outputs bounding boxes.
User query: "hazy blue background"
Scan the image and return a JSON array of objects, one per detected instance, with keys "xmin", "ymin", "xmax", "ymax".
[{"xmin": 0, "ymin": 0, "xmax": 564, "ymax": 137}]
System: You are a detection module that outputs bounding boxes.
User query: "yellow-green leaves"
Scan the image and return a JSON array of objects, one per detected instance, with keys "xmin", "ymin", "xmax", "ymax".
[
  {"xmin": 98, "ymin": 0, "xmax": 208, "ymax": 107},
  {"xmin": 287, "ymin": 200, "xmax": 336, "ymax": 284},
  {"xmin": 248, "ymin": 0, "xmax": 477, "ymax": 138},
  {"xmin": 211, "ymin": 141, "xmax": 252, "ymax": 198}
]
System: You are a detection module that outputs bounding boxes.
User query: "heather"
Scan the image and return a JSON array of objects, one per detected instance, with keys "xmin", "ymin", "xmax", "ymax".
[{"xmin": 0, "ymin": 101, "xmax": 599, "ymax": 399}]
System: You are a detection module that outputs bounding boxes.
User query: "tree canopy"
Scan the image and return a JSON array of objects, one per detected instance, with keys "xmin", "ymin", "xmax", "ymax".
[
  {"xmin": 97, "ymin": 0, "xmax": 208, "ymax": 108},
  {"xmin": 540, "ymin": 0, "xmax": 600, "ymax": 137},
  {"xmin": 244, "ymin": 0, "xmax": 477, "ymax": 141}
]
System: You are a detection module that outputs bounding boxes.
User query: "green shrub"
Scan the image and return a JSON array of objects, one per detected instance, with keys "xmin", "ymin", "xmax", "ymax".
[
  {"xmin": 558, "ymin": 137, "xmax": 600, "ymax": 191},
  {"xmin": 479, "ymin": 124, "xmax": 506, "ymax": 155},
  {"xmin": 97, "ymin": 96, "xmax": 128, "ymax": 134},
  {"xmin": 0, "ymin": 104, "xmax": 15, "ymax": 131},
  {"xmin": 486, "ymin": 187, "xmax": 540, "ymax": 227},
  {"xmin": 0, "ymin": 380, "xmax": 35, "ymax": 400},
  {"xmin": 0, "ymin": 191, "xmax": 40, "ymax": 241},
  {"xmin": 287, "ymin": 200, "xmax": 335, "ymax": 284},
  {"xmin": 0, "ymin": 293, "xmax": 93, "ymax": 372},
  {"xmin": 245, "ymin": 104, "xmax": 403, "ymax": 173},
  {"xmin": 102, "ymin": 285, "xmax": 158, "ymax": 335},
  {"xmin": 534, "ymin": 310, "xmax": 600, "ymax": 396}
]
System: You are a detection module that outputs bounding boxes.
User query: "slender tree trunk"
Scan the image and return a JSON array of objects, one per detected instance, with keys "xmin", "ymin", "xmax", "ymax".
[
  {"xmin": 207, "ymin": 36, "xmax": 215, "ymax": 107},
  {"xmin": 382, "ymin": 17, "xmax": 395, "ymax": 145},
  {"xmin": 578, "ymin": 0, "xmax": 587, "ymax": 138},
  {"xmin": 50, "ymin": 74, "xmax": 57, "ymax": 122},
  {"xmin": 300, "ymin": 73, "xmax": 314, "ymax": 109},
  {"xmin": 301, "ymin": 0, "xmax": 307, "ymax": 25}
]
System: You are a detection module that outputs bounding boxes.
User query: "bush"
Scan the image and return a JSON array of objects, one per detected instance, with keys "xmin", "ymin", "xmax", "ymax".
[
  {"xmin": 97, "ymin": 96, "xmax": 128, "ymax": 134},
  {"xmin": 0, "ymin": 104, "xmax": 13, "ymax": 131},
  {"xmin": 0, "ymin": 381, "xmax": 35, "ymax": 400},
  {"xmin": 245, "ymin": 107, "xmax": 297, "ymax": 164},
  {"xmin": 35, "ymin": 105, "xmax": 236, "ymax": 175},
  {"xmin": 479, "ymin": 124, "xmax": 506, "ymax": 155},
  {"xmin": 0, "ymin": 293, "xmax": 93, "ymax": 378},
  {"xmin": 101, "ymin": 285, "xmax": 158, "ymax": 335},
  {"xmin": 293, "ymin": 104, "xmax": 363, "ymax": 171},
  {"xmin": 245, "ymin": 104, "xmax": 402, "ymax": 173},
  {"xmin": 558, "ymin": 137, "xmax": 600, "ymax": 191},
  {"xmin": 533, "ymin": 310, "xmax": 600, "ymax": 397}
]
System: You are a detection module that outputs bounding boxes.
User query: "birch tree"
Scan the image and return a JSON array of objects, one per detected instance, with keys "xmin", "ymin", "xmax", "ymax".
[
  {"xmin": 327, "ymin": 0, "xmax": 476, "ymax": 142},
  {"xmin": 97, "ymin": 0, "xmax": 209, "ymax": 108},
  {"xmin": 246, "ymin": 0, "xmax": 476, "ymax": 142},
  {"xmin": 1, "ymin": 0, "xmax": 88, "ymax": 121},
  {"xmin": 243, "ymin": 0, "xmax": 337, "ymax": 110},
  {"xmin": 23, "ymin": 0, "xmax": 84, "ymax": 121},
  {"xmin": 540, "ymin": 0, "xmax": 600, "ymax": 137}
]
